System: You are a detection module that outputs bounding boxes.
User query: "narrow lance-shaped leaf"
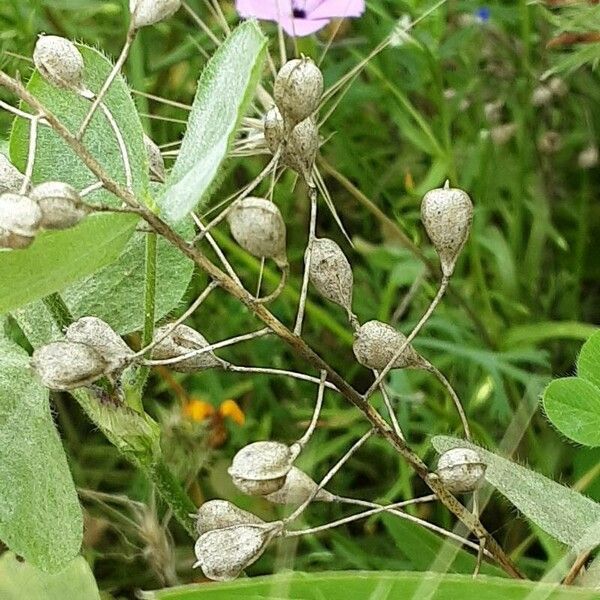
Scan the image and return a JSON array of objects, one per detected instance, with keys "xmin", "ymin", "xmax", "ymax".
[
  {"xmin": 0, "ymin": 333, "xmax": 83, "ymax": 572},
  {"xmin": 432, "ymin": 436, "xmax": 600, "ymax": 552},
  {"xmin": 159, "ymin": 20, "xmax": 267, "ymax": 223}
]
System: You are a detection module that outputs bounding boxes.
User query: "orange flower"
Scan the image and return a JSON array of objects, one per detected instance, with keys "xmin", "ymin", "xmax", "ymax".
[{"xmin": 182, "ymin": 398, "xmax": 245, "ymax": 426}]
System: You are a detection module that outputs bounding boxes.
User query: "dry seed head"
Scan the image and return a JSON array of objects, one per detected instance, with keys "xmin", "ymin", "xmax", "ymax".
[
  {"xmin": 436, "ymin": 447, "xmax": 486, "ymax": 493},
  {"xmin": 31, "ymin": 341, "xmax": 108, "ymax": 390},
  {"xmin": 66, "ymin": 316, "xmax": 134, "ymax": 372},
  {"xmin": 151, "ymin": 324, "xmax": 225, "ymax": 372},
  {"xmin": 263, "ymin": 106, "xmax": 284, "ymax": 155},
  {"xmin": 143, "ymin": 134, "xmax": 165, "ymax": 182},
  {"xmin": 228, "ymin": 441, "xmax": 300, "ymax": 496},
  {"xmin": 0, "ymin": 193, "xmax": 42, "ymax": 250},
  {"xmin": 538, "ymin": 131, "xmax": 562, "ymax": 155},
  {"xmin": 490, "ymin": 123, "xmax": 517, "ymax": 146},
  {"xmin": 274, "ymin": 58, "xmax": 323, "ymax": 126},
  {"xmin": 548, "ymin": 76, "xmax": 568, "ymax": 97},
  {"xmin": 30, "ymin": 181, "xmax": 86, "ymax": 230},
  {"xmin": 194, "ymin": 523, "xmax": 281, "ymax": 581},
  {"xmin": 265, "ymin": 467, "xmax": 336, "ymax": 506},
  {"xmin": 0, "ymin": 155, "xmax": 27, "ymax": 195},
  {"xmin": 33, "ymin": 35, "xmax": 85, "ymax": 91},
  {"xmin": 353, "ymin": 320, "xmax": 424, "ymax": 371},
  {"xmin": 421, "ymin": 183, "xmax": 473, "ymax": 277},
  {"xmin": 227, "ymin": 198, "xmax": 287, "ymax": 268},
  {"xmin": 281, "ymin": 117, "xmax": 319, "ymax": 181},
  {"xmin": 578, "ymin": 145, "xmax": 599, "ymax": 169},
  {"xmin": 531, "ymin": 85, "xmax": 553, "ymax": 107},
  {"xmin": 309, "ymin": 238, "xmax": 354, "ymax": 317},
  {"xmin": 130, "ymin": 0, "xmax": 181, "ymax": 28},
  {"xmin": 194, "ymin": 500, "xmax": 265, "ymax": 536}
]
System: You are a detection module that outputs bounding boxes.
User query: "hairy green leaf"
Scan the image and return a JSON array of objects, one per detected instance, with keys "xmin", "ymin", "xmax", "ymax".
[
  {"xmin": 140, "ymin": 571, "xmax": 600, "ymax": 599},
  {"xmin": 0, "ymin": 336, "xmax": 82, "ymax": 572},
  {"xmin": 578, "ymin": 330, "xmax": 600, "ymax": 390},
  {"xmin": 432, "ymin": 436, "xmax": 600, "ymax": 552},
  {"xmin": 0, "ymin": 552, "xmax": 100, "ymax": 600},
  {"xmin": 159, "ymin": 20, "xmax": 267, "ymax": 222}
]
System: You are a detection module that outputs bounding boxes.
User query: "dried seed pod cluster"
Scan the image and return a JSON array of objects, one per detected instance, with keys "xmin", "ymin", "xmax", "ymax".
[
  {"xmin": 130, "ymin": 0, "xmax": 182, "ymax": 29},
  {"xmin": 194, "ymin": 500, "xmax": 264, "ymax": 536},
  {"xmin": 227, "ymin": 441, "xmax": 301, "ymax": 496},
  {"xmin": 31, "ymin": 317, "xmax": 132, "ymax": 390},
  {"xmin": 151, "ymin": 324, "xmax": 226, "ymax": 372},
  {"xmin": 265, "ymin": 466, "xmax": 336, "ymax": 506},
  {"xmin": 227, "ymin": 197, "xmax": 288, "ymax": 268},
  {"xmin": 353, "ymin": 320, "xmax": 424, "ymax": 371},
  {"xmin": 421, "ymin": 182, "xmax": 473, "ymax": 277},
  {"xmin": 30, "ymin": 182, "xmax": 86, "ymax": 230},
  {"xmin": 436, "ymin": 448, "xmax": 486, "ymax": 493},
  {"xmin": 33, "ymin": 35, "xmax": 85, "ymax": 92}
]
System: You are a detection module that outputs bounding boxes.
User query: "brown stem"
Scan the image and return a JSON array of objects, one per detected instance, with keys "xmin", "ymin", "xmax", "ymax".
[{"xmin": 0, "ymin": 70, "xmax": 523, "ymax": 580}]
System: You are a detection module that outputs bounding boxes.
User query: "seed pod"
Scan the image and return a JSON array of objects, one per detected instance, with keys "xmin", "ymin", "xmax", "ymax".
[
  {"xmin": 548, "ymin": 76, "xmax": 568, "ymax": 98},
  {"xmin": 0, "ymin": 193, "xmax": 42, "ymax": 250},
  {"xmin": 281, "ymin": 117, "xmax": 319, "ymax": 181},
  {"xmin": 353, "ymin": 320, "xmax": 424, "ymax": 371},
  {"xmin": 263, "ymin": 106, "xmax": 284, "ymax": 155},
  {"xmin": 151, "ymin": 324, "xmax": 225, "ymax": 372},
  {"xmin": 31, "ymin": 341, "xmax": 108, "ymax": 390},
  {"xmin": 227, "ymin": 198, "xmax": 287, "ymax": 268},
  {"xmin": 194, "ymin": 500, "xmax": 265, "ymax": 536},
  {"xmin": 436, "ymin": 448, "xmax": 486, "ymax": 493},
  {"xmin": 30, "ymin": 181, "xmax": 86, "ymax": 230},
  {"xmin": 483, "ymin": 100, "xmax": 503, "ymax": 125},
  {"xmin": 33, "ymin": 35, "xmax": 85, "ymax": 91},
  {"xmin": 578, "ymin": 145, "xmax": 599, "ymax": 170},
  {"xmin": 143, "ymin": 134, "xmax": 165, "ymax": 182},
  {"xmin": 531, "ymin": 85, "xmax": 553, "ymax": 107},
  {"xmin": 274, "ymin": 58, "xmax": 323, "ymax": 126},
  {"xmin": 130, "ymin": 0, "xmax": 181, "ymax": 28},
  {"xmin": 228, "ymin": 441, "xmax": 300, "ymax": 496},
  {"xmin": 309, "ymin": 238, "xmax": 354, "ymax": 317},
  {"xmin": 66, "ymin": 316, "xmax": 134, "ymax": 373},
  {"xmin": 265, "ymin": 467, "xmax": 336, "ymax": 506},
  {"xmin": 490, "ymin": 123, "xmax": 517, "ymax": 146},
  {"xmin": 421, "ymin": 183, "xmax": 473, "ymax": 277},
  {"xmin": 0, "ymin": 155, "xmax": 27, "ymax": 195},
  {"xmin": 194, "ymin": 523, "xmax": 281, "ymax": 581}
]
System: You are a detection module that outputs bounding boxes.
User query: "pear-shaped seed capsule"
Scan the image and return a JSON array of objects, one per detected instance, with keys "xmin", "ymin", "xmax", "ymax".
[
  {"xmin": 194, "ymin": 500, "xmax": 265, "ymax": 536},
  {"xmin": 0, "ymin": 193, "xmax": 42, "ymax": 250},
  {"xmin": 194, "ymin": 523, "xmax": 282, "ymax": 581},
  {"xmin": 228, "ymin": 441, "xmax": 300, "ymax": 496},
  {"xmin": 66, "ymin": 316, "xmax": 134, "ymax": 373},
  {"xmin": 33, "ymin": 35, "xmax": 85, "ymax": 91},
  {"xmin": 0, "ymin": 155, "xmax": 27, "ymax": 195},
  {"xmin": 281, "ymin": 117, "xmax": 319, "ymax": 181},
  {"xmin": 265, "ymin": 467, "xmax": 336, "ymax": 505},
  {"xmin": 421, "ymin": 183, "xmax": 473, "ymax": 278},
  {"xmin": 31, "ymin": 341, "xmax": 108, "ymax": 390},
  {"xmin": 143, "ymin": 134, "xmax": 165, "ymax": 182},
  {"xmin": 274, "ymin": 58, "xmax": 323, "ymax": 126},
  {"xmin": 227, "ymin": 198, "xmax": 287, "ymax": 268},
  {"xmin": 151, "ymin": 324, "xmax": 225, "ymax": 372},
  {"xmin": 130, "ymin": 0, "xmax": 181, "ymax": 28},
  {"xmin": 353, "ymin": 320, "xmax": 424, "ymax": 371},
  {"xmin": 30, "ymin": 181, "xmax": 86, "ymax": 230},
  {"xmin": 436, "ymin": 448, "xmax": 486, "ymax": 493},
  {"xmin": 263, "ymin": 106, "xmax": 284, "ymax": 154},
  {"xmin": 309, "ymin": 238, "xmax": 354, "ymax": 317}
]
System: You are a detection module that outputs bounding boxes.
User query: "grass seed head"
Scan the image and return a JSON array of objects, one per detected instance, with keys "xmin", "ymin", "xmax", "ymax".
[
  {"xmin": 421, "ymin": 182, "xmax": 473, "ymax": 278},
  {"xmin": 30, "ymin": 181, "xmax": 86, "ymax": 230},
  {"xmin": 0, "ymin": 193, "xmax": 42, "ymax": 249},
  {"xmin": 33, "ymin": 35, "xmax": 85, "ymax": 91},
  {"xmin": 436, "ymin": 448, "xmax": 486, "ymax": 493}
]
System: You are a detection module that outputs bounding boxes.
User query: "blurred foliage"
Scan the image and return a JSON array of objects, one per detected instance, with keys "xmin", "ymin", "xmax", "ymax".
[{"xmin": 1, "ymin": 0, "xmax": 599, "ymax": 597}]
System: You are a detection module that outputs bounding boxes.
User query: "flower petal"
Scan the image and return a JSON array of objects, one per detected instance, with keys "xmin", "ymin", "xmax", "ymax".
[
  {"xmin": 281, "ymin": 16, "xmax": 331, "ymax": 36},
  {"xmin": 307, "ymin": 0, "xmax": 365, "ymax": 19},
  {"xmin": 236, "ymin": 0, "xmax": 293, "ymax": 20}
]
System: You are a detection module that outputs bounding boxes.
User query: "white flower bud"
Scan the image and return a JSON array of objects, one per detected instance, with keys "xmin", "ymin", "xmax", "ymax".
[
  {"xmin": 353, "ymin": 320, "xmax": 424, "ymax": 371},
  {"xmin": 33, "ymin": 35, "xmax": 85, "ymax": 91},
  {"xmin": 578, "ymin": 145, "xmax": 599, "ymax": 169},
  {"xmin": 151, "ymin": 324, "xmax": 225, "ymax": 372},
  {"xmin": 130, "ymin": 0, "xmax": 181, "ymax": 28},
  {"xmin": 0, "ymin": 193, "xmax": 42, "ymax": 250},
  {"xmin": 193, "ymin": 500, "xmax": 265, "ymax": 536},
  {"xmin": 274, "ymin": 58, "xmax": 323, "ymax": 126},
  {"xmin": 193, "ymin": 523, "xmax": 281, "ymax": 581},
  {"xmin": 31, "ymin": 341, "xmax": 108, "ymax": 390},
  {"xmin": 309, "ymin": 237, "xmax": 354, "ymax": 318},
  {"xmin": 30, "ymin": 181, "xmax": 86, "ymax": 230},
  {"xmin": 143, "ymin": 134, "xmax": 165, "ymax": 182},
  {"xmin": 227, "ymin": 197, "xmax": 287, "ymax": 268},
  {"xmin": 265, "ymin": 467, "xmax": 336, "ymax": 505},
  {"xmin": 0, "ymin": 155, "xmax": 27, "ymax": 195},
  {"xmin": 436, "ymin": 448, "xmax": 486, "ymax": 493},
  {"xmin": 65, "ymin": 316, "xmax": 134, "ymax": 373},
  {"xmin": 228, "ymin": 441, "xmax": 300, "ymax": 496},
  {"xmin": 421, "ymin": 183, "xmax": 473, "ymax": 277},
  {"xmin": 263, "ymin": 106, "xmax": 284, "ymax": 154},
  {"xmin": 281, "ymin": 117, "xmax": 319, "ymax": 180},
  {"xmin": 531, "ymin": 85, "xmax": 553, "ymax": 107}
]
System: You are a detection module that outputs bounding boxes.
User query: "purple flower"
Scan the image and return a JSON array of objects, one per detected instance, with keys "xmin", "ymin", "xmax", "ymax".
[{"xmin": 236, "ymin": 0, "xmax": 365, "ymax": 37}]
